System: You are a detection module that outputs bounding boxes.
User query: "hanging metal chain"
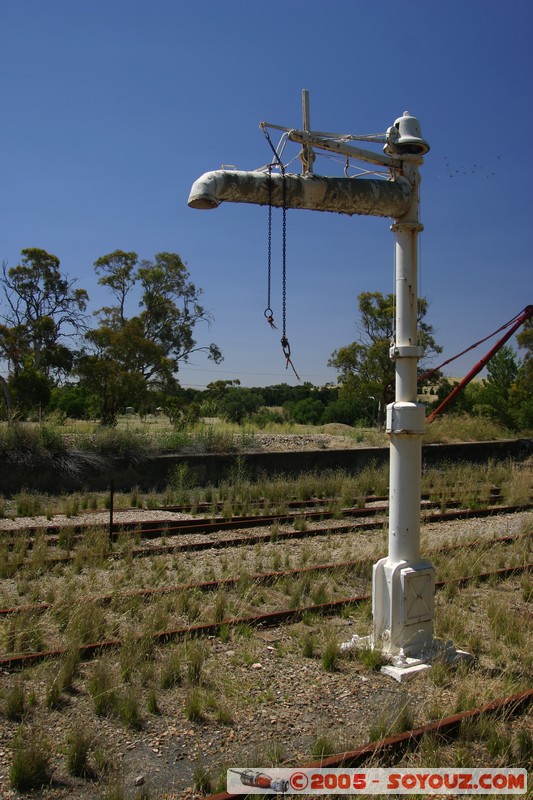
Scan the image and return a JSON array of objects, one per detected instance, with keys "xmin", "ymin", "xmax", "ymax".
[
  {"xmin": 264, "ymin": 165, "xmax": 276, "ymax": 329},
  {"xmin": 262, "ymin": 129, "xmax": 300, "ymax": 380},
  {"xmin": 279, "ymin": 174, "xmax": 300, "ymax": 379}
]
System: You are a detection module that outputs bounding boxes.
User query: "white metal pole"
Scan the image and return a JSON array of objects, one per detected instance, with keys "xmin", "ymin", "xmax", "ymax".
[
  {"xmin": 301, "ymin": 89, "xmax": 314, "ymax": 175},
  {"xmin": 388, "ymin": 175, "xmax": 424, "ymax": 565},
  {"xmin": 371, "ymin": 158, "xmax": 435, "ymax": 667}
]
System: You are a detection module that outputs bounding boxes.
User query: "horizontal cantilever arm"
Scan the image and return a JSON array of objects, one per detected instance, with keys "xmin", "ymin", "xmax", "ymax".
[{"xmin": 188, "ymin": 170, "xmax": 412, "ymax": 219}]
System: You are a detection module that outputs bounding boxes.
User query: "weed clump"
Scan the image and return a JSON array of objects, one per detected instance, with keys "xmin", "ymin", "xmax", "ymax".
[
  {"xmin": 310, "ymin": 732, "xmax": 336, "ymax": 758},
  {"xmin": 118, "ymin": 685, "xmax": 143, "ymax": 730},
  {"xmin": 186, "ymin": 641, "xmax": 206, "ymax": 686},
  {"xmin": 356, "ymin": 646, "xmax": 388, "ymax": 671},
  {"xmin": 4, "ymin": 679, "xmax": 25, "ymax": 720},
  {"xmin": 185, "ymin": 688, "xmax": 204, "ymax": 722},
  {"xmin": 321, "ymin": 638, "xmax": 340, "ymax": 672},
  {"xmin": 65, "ymin": 724, "xmax": 93, "ymax": 777},
  {"xmin": 88, "ymin": 660, "xmax": 118, "ymax": 717},
  {"xmin": 160, "ymin": 647, "xmax": 182, "ymax": 690},
  {"xmin": 9, "ymin": 726, "xmax": 52, "ymax": 791},
  {"xmin": 301, "ymin": 631, "xmax": 315, "ymax": 659},
  {"xmin": 193, "ymin": 761, "xmax": 213, "ymax": 794}
]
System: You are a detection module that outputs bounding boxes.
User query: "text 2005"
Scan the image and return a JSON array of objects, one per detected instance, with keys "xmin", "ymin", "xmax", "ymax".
[{"xmin": 310, "ymin": 773, "xmax": 367, "ymax": 790}]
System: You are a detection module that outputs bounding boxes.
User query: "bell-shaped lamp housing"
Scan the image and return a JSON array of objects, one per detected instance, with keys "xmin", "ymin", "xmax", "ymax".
[{"xmin": 385, "ymin": 111, "xmax": 430, "ymax": 156}]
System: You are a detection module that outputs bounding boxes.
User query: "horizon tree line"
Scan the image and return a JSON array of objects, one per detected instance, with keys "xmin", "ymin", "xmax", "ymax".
[{"xmin": 0, "ymin": 248, "xmax": 531, "ymax": 430}]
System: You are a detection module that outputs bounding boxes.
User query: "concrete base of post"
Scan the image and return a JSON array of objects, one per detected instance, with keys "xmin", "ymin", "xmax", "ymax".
[
  {"xmin": 372, "ymin": 557, "xmax": 435, "ymax": 658},
  {"xmin": 381, "ymin": 640, "xmax": 473, "ymax": 682},
  {"xmin": 340, "ymin": 633, "xmax": 473, "ymax": 683}
]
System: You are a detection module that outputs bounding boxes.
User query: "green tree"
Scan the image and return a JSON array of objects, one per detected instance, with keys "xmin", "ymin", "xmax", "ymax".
[
  {"xmin": 49, "ymin": 384, "xmax": 92, "ymax": 419},
  {"xmin": 429, "ymin": 377, "xmax": 486, "ymax": 417},
  {"xmin": 76, "ymin": 348, "xmax": 147, "ymax": 425},
  {"xmin": 78, "ymin": 250, "xmax": 222, "ymax": 424},
  {"xmin": 93, "ymin": 250, "xmax": 137, "ymax": 325},
  {"xmin": 9, "ymin": 368, "xmax": 52, "ymax": 417},
  {"xmin": 289, "ymin": 397, "xmax": 325, "ymax": 425},
  {"xmin": 218, "ymin": 387, "xmax": 264, "ymax": 424},
  {"xmin": 321, "ymin": 396, "xmax": 369, "ymax": 426},
  {"xmin": 513, "ymin": 318, "xmax": 533, "ymax": 429},
  {"xmin": 329, "ymin": 292, "xmax": 441, "ymax": 426},
  {"xmin": 0, "ymin": 249, "xmax": 88, "ymax": 418},
  {"xmin": 476, "ymin": 345, "xmax": 519, "ymax": 428}
]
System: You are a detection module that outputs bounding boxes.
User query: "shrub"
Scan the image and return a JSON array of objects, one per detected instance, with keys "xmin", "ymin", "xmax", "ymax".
[
  {"xmin": 160, "ymin": 647, "xmax": 182, "ymax": 689},
  {"xmin": 88, "ymin": 660, "xmax": 118, "ymax": 717},
  {"xmin": 15, "ymin": 489, "xmax": 44, "ymax": 517},
  {"xmin": 423, "ymin": 413, "xmax": 514, "ymax": 444},
  {"xmin": 321, "ymin": 639, "xmax": 340, "ymax": 672},
  {"xmin": 65, "ymin": 724, "xmax": 92, "ymax": 777},
  {"xmin": 10, "ymin": 727, "xmax": 52, "ymax": 791},
  {"xmin": 4, "ymin": 679, "xmax": 25, "ymax": 720},
  {"xmin": 83, "ymin": 427, "xmax": 155, "ymax": 463},
  {"xmin": 118, "ymin": 686, "xmax": 143, "ymax": 730},
  {"xmin": 185, "ymin": 688, "xmax": 204, "ymax": 722}
]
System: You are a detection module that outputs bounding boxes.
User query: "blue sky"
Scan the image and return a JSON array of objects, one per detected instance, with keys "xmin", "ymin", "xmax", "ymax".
[{"xmin": 1, "ymin": 0, "xmax": 531, "ymax": 390}]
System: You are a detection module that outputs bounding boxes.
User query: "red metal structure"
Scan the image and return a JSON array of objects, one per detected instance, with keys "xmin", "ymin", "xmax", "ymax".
[{"xmin": 426, "ymin": 305, "xmax": 532, "ymax": 423}]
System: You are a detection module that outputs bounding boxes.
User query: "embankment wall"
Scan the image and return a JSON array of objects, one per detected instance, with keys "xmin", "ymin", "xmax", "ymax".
[{"xmin": 0, "ymin": 439, "xmax": 531, "ymax": 494}]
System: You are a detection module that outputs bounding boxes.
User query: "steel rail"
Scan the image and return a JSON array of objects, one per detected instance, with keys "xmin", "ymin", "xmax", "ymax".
[
  {"xmin": 4, "ymin": 503, "xmax": 531, "ymax": 573},
  {"xmin": 1, "ymin": 563, "xmax": 531, "ymax": 672},
  {"xmin": 0, "ymin": 492, "xmax": 509, "ymax": 545},
  {"xmin": 206, "ymin": 688, "xmax": 533, "ymax": 800},
  {"xmin": 1, "ymin": 530, "xmax": 528, "ymax": 618},
  {"xmin": 156, "ymin": 486, "xmax": 503, "ymax": 514},
  {"xmin": 2, "ymin": 502, "xmax": 392, "ymax": 545}
]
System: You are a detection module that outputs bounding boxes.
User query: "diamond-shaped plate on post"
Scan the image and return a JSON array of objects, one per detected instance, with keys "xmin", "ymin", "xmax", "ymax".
[{"xmin": 400, "ymin": 568, "xmax": 435, "ymax": 624}]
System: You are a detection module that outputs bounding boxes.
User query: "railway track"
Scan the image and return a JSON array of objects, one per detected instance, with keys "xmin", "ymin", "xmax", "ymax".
[
  {"xmin": 0, "ymin": 490, "xmax": 509, "ymax": 543},
  {"xmin": 1, "ymin": 530, "xmax": 529, "ymax": 618},
  {"xmin": 0, "ymin": 482, "xmax": 530, "ymax": 799},
  {"xmin": 206, "ymin": 688, "xmax": 533, "ymax": 800},
  {"xmin": 1, "ymin": 563, "xmax": 531, "ymax": 671},
  {"xmin": 1, "ymin": 502, "xmax": 531, "ymax": 570}
]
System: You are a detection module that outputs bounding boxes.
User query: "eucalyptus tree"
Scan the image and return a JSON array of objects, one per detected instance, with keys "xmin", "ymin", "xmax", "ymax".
[
  {"xmin": 0, "ymin": 248, "xmax": 88, "ymax": 417},
  {"xmin": 513, "ymin": 319, "xmax": 533, "ymax": 428},
  {"xmin": 78, "ymin": 250, "xmax": 222, "ymax": 424},
  {"xmin": 329, "ymin": 291, "xmax": 441, "ymax": 426}
]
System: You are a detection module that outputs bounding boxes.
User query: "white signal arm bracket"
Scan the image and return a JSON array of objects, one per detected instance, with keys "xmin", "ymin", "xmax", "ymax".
[
  {"xmin": 261, "ymin": 109, "xmax": 430, "ymax": 175},
  {"xmin": 260, "ymin": 121, "xmax": 403, "ymax": 170},
  {"xmin": 285, "ymin": 127, "xmax": 403, "ymax": 170}
]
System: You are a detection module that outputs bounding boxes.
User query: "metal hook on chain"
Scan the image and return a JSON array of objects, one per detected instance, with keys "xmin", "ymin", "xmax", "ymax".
[
  {"xmin": 281, "ymin": 336, "xmax": 300, "ymax": 381},
  {"xmin": 264, "ymin": 307, "xmax": 277, "ymax": 329}
]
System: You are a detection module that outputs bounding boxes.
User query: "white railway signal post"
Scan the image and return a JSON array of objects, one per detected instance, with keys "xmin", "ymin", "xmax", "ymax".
[{"xmin": 188, "ymin": 93, "xmax": 464, "ymax": 680}]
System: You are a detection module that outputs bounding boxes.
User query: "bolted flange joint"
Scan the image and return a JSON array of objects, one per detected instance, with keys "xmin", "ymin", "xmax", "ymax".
[
  {"xmin": 386, "ymin": 401, "xmax": 425, "ymax": 435},
  {"xmin": 389, "ymin": 344, "xmax": 424, "ymax": 359}
]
